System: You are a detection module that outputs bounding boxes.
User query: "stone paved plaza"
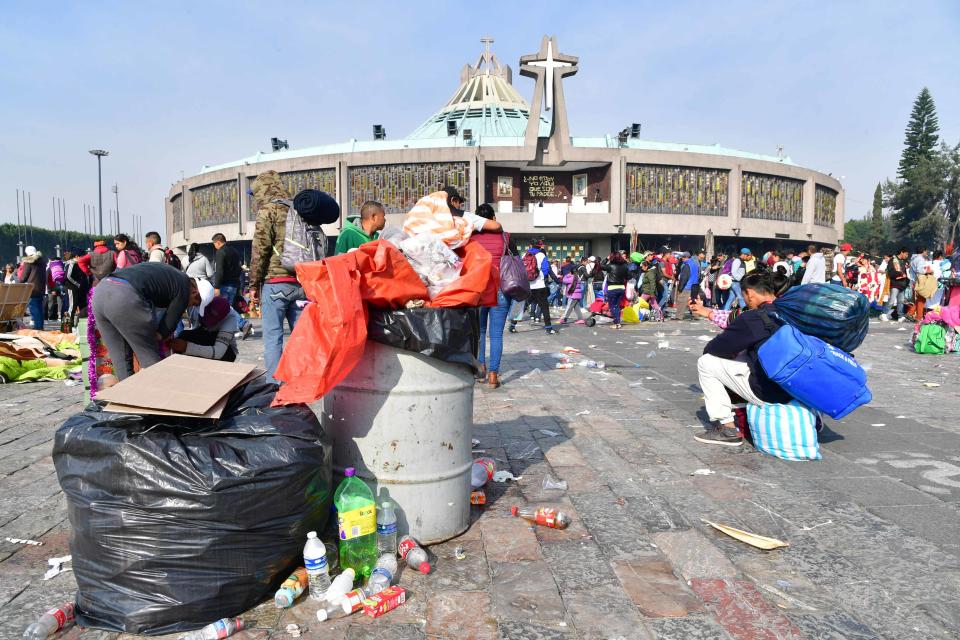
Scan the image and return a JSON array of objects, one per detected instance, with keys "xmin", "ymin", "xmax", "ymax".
[{"xmin": 1, "ymin": 315, "xmax": 959, "ymax": 639}]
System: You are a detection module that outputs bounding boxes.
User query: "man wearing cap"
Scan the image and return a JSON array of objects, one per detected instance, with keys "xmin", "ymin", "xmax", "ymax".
[
  {"xmin": 723, "ymin": 248, "xmax": 750, "ymax": 311},
  {"xmin": 832, "ymin": 243, "xmax": 852, "ymax": 287},
  {"xmin": 18, "ymin": 246, "xmax": 47, "ymax": 330},
  {"xmin": 91, "ymin": 262, "xmax": 202, "ymax": 380},
  {"xmin": 802, "ymin": 245, "xmax": 826, "ymax": 285}
]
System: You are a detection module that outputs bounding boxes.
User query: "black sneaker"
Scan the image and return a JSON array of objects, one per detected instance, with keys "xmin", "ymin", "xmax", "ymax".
[
  {"xmin": 694, "ymin": 427, "xmax": 743, "ymax": 447},
  {"xmin": 509, "ymin": 323, "xmax": 518, "ymax": 333}
]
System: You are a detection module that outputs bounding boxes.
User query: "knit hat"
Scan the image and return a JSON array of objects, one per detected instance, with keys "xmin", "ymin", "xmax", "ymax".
[
  {"xmin": 24, "ymin": 246, "xmax": 36, "ymax": 257},
  {"xmin": 293, "ymin": 189, "xmax": 340, "ymax": 225}
]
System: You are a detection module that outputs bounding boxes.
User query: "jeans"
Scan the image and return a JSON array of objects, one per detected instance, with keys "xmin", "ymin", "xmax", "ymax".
[
  {"xmin": 607, "ymin": 288, "xmax": 626, "ymax": 325},
  {"xmin": 658, "ymin": 281, "xmax": 672, "ymax": 310},
  {"xmin": 478, "ymin": 291, "xmax": 511, "ymax": 373},
  {"xmin": 218, "ymin": 284, "xmax": 248, "ymax": 329},
  {"xmin": 547, "ymin": 283, "xmax": 562, "ymax": 307},
  {"xmin": 28, "ymin": 295, "xmax": 44, "ymax": 330},
  {"xmin": 883, "ymin": 287, "xmax": 906, "ymax": 317},
  {"xmin": 261, "ymin": 282, "xmax": 305, "ymax": 384},
  {"xmin": 724, "ymin": 282, "xmax": 746, "ymax": 310}
]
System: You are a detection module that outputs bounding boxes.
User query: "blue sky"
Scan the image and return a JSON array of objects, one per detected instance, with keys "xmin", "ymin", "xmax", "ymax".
[{"xmin": 1, "ymin": 0, "xmax": 958, "ymax": 236}]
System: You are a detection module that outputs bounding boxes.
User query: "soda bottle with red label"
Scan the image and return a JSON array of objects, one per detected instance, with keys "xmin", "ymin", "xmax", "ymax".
[{"xmin": 511, "ymin": 506, "xmax": 571, "ymax": 529}]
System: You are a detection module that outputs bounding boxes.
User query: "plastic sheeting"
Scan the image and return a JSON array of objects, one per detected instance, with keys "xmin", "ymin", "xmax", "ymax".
[
  {"xmin": 53, "ymin": 380, "xmax": 333, "ymax": 635},
  {"xmin": 772, "ymin": 283, "xmax": 869, "ymax": 353},
  {"xmin": 368, "ymin": 308, "xmax": 479, "ymax": 373},
  {"xmin": 273, "ymin": 240, "xmax": 495, "ymax": 406}
]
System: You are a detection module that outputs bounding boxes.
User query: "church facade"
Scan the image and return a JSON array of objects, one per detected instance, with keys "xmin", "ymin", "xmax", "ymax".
[{"xmin": 166, "ymin": 36, "xmax": 843, "ymax": 260}]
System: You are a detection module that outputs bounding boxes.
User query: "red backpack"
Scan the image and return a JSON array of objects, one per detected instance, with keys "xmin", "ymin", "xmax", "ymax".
[{"xmin": 522, "ymin": 252, "xmax": 540, "ymax": 281}]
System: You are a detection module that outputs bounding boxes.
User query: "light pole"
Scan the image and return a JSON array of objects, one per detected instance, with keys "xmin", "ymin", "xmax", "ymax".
[
  {"xmin": 112, "ymin": 184, "xmax": 120, "ymax": 234},
  {"xmin": 89, "ymin": 149, "xmax": 109, "ymax": 235}
]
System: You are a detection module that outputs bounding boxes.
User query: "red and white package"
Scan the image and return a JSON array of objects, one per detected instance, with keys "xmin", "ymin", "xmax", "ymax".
[{"xmin": 362, "ymin": 586, "xmax": 406, "ymax": 618}]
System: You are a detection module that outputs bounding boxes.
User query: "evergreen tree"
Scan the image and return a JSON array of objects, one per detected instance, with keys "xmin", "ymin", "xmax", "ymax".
[
  {"xmin": 897, "ymin": 87, "xmax": 940, "ymax": 178},
  {"xmin": 871, "ymin": 183, "xmax": 883, "ymax": 222}
]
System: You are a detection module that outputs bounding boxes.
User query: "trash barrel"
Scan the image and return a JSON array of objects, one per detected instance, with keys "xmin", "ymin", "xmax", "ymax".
[{"xmin": 322, "ymin": 340, "xmax": 473, "ymax": 544}]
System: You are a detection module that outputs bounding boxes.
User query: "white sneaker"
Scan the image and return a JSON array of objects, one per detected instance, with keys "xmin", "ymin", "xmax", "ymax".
[
  {"xmin": 897, "ymin": 316, "xmax": 906, "ymax": 323},
  {"xmin": 878, "ymin": 314, "xmax": 890, "ymax": 322}
]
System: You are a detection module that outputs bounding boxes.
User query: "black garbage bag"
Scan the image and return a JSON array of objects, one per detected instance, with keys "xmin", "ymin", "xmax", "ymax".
[
  {"xmin": 772, "ymin": 283, "xmax": 870, "ymax": 353},
  {"xmin": 368, "ymin": 307, "xmax": 479, "ymax": 373},
  {"xmin": 53, "ymin": 379, "xmax": 332, "ymax": 635}
]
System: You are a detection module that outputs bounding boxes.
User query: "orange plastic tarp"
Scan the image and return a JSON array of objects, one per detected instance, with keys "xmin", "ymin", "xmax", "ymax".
[{"xmin": 272, "ymin": 241, "xmax": 427, "ymax": 406}]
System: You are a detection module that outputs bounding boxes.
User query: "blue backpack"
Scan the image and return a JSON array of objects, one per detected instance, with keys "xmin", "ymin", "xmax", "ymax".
[{"xmin": 757, "ymin": 310, "xmax": 871, "ymax": 420}]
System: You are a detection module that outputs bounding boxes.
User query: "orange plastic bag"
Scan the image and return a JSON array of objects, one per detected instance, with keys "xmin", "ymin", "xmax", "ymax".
[
  {"xmin": 428, "ymin": 241, "xmax": 498, "ymax": 308},
  {"xmin": 272, "ymin": 241, "xmax": 428, "ymax": 406}
]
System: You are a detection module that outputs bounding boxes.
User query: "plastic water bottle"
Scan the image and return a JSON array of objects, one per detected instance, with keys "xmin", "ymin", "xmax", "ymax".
[
  {"xmin": 178, "ymin": 617, "xmax": 244, "ymax": 640},
  {"xmin": 304, "ymin": 531, "xmax": 331, "ymax": 600},
  {"xmin": 366, "ymin": 554, "xmax": 397, "ymax": 593},
  {"xmin": 274, "ymin": 567, "xmax": 309, "ymax": 608},
  {"xmin": 335, "ymin": 468, "xmax": 377, "ymax": 577},
  {"xmin": 316, "ymin": 599, "xmax": 349, "ymax": 622},
  {"xmin": 324, "ymin": 567, "xmax": 355, "ymax": 604},
  {"xmin": 376, "ymin": 501, "xmax": 398, "ymax": 557},
  {"xmin": 397, "ymin": 535, "xmax": 431, "ymax": 574},
  {"xmin": 470, "ymin": 458, "xmax": 495, "ymax": 488},
  {"xmin": 23, "ymin": 603, "xmax": 74, "ymax": 640}
]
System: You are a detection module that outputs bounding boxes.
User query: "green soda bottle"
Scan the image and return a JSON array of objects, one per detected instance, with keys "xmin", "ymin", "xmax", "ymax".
[{"xmin": 334, "ymin": 467, "xmax": 378, "ymax": 578}]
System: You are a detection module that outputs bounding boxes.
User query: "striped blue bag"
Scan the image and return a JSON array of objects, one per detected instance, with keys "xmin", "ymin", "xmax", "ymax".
[{"xmin": 746, "ymin": 400, "xmax": 821, "ymax": 461}]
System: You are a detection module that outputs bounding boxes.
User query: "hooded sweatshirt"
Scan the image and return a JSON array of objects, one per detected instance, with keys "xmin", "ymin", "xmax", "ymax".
[
  {"xmin": 249, "ymin": 170, "xmax": 296, "ymax": 287},
  {"xmin": 20, "ymin": 253, "xmax": 47, "ymax": 297},
  {"xmin": 334, "ymin": 219, "xmax": 377, "ymax": 255}
]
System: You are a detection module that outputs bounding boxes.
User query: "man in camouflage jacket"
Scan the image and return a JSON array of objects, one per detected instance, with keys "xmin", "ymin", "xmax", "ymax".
[{"xmin": 248, "ymin": 170, "xmax": 304, "ymax": 384}]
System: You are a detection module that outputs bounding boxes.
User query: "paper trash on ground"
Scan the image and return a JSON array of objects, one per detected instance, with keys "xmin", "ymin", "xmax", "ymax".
[{"xmin": 701, "ymin": 519, "xmax": 788, "ymax": 550}]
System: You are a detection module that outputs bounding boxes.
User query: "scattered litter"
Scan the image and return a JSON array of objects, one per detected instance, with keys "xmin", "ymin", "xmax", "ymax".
[
  {"xmin": 519, "ymin": 368, "xmax": 541, "ymax": 379},
  {"xmin": 5, "ymin": 537, "xmax": 42, "ymax": 546},
  {"xmin": 470, "ymin": 490, "xmax": 486, "ymax": 505},
  {"xmin": 492, "ymin": 470, "xmax": 520, "ymax": 483},
  {"xmin": 894, "ymin": 345, "xmax": 903, "ymax": 350},
  {"xmin": 588, "ymin": 344, "xmax": 597, "ymax": 348},
  {"xmin": 657, "ymin": 341, "xmax": 670, "ymax": 349},
  {"xmin": 285, "ymin": 623, "xmax": 303, "ymax": 638},
  {"xmin": 645, "ymin": 376, "xmax": 655, "ymax": 380},
  {"xmin": 629, "ymin": 382, "xmax": 644, "ymax": 387},
  {"xmin": 555, "ymin": 362, "xmax": 574, "ymax": 369},
  {"xmin": 471, "ymin": 438, "xmax": 481, "ymax": 448},
  {"xmin": 654, "ymin": 331, "xmax": 665, "ymax": 338},
  {"xmin": 615, "ymin": 341, "xmax": 624, "ymax": 344},
  {"xmin": 646, "ymin": 351, "xmax": 657, "ymax": 358},
  {"xmin": 43, "ymin": 555, "xmax": 72, "ymax": 581},
  {"xmin": 542, "ymin": 475, "xmax": 568, "ymax": 491},
  {"xmin": 691, "ymin": 468, "xmax": 715, "ymax": 476},
  {"xmin": 636, "ymin": 341, "xmax": 649, "ymax": 345},
  {"xmin": 897, "ymin": 327, "xmax": 907, "ymax": 331},
  {"xmin": 63, "ymin": 380, "xmax": 82, "ymax": 387},
  {"xmin": 561, "ymin": 347, "xmax": 581, "ymax": 354},
  {"xmin": 701, "ymin": 519, "xmax": 788, "ymax": 550},
  {"xmin": 539, "ymin": 429, "xmax": 561, "ymax": 437},
  {"xmin": 510, "ymin": 443, "xmax": 541, "ymax": 459},
  {"xmin": 454, "ymin": 545, "xmax": 466, "ymax": 560},
  {"xmin": 696, "ymin": 335, "xmax": 712, "ymax": 342},
  {"xmin": 574, "ymin": 410, "xmax": 591, "ymax": 416},
  {"xmin": 870, "ymin": 423, "xmax": 886, "ymax": 427},
  {"xmin": 527, "ymin": 348, "xmax": 542, "ymax": 355},
  {"xmin": 895, "ymin": 415, "xmax": 906, "ymax": 419},
  {"xmin": 614, "ymin": 496, "xmax": 626, "ymax": 506},
  {"xmin": 923, "ymin": 382, "xmax": 941, "ymax": 388}
]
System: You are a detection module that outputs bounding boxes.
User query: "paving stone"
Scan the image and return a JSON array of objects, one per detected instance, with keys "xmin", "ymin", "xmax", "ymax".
[
  {"xmin": 346, "ymin": 623, "xmax": 426, "ymax": 640},
  {"xmin": 425, "ymin": 538, "xmax": 489, "ymax": 591},
  {"xmin": 541, "ymin": 540, "xmax": 619, "ymax": 593},
  {"xmin": 560, "ymin": 586, "xmax": 654, "ymax": 640},
  {"xmin": 625, "ymin": 494, "xmax": 690, "ymax": 533},
  {"xmin": 784, "ymin": 612, "xmax": 882, "ymax": 639},
  {"xmin": 612, "ymin": 558, "xmax": 704, "ymax": 617},
  {"xmin": 568, "ymin": 490, "xmax": 660, "ymax": 560},
  {"xmin": 549, "ymin": 465, "xmax": 602, "ymax": 494},
  {"xmin": 543, "ymin": 442, "xmax": 587, "ymax": 468},
  {"xmin": 480, "ymin": 516, "xmax": 543, "ymax": 562},
  {"xmin": 649, "ymin": 530, "xmax": 738, "ymax": 581},
  {"xmin": 690, "ymin": 578, "xmax": 803, "ymax": 640},
  {"xmin": 917, "ymin": 602, "xmax": 960, "ymax": 634},
  {"xmin": 496, "ymin": 621, "xmax": 573, "ymax": 640},
  {"xmin": 425, "ymin": 591, "xmax": 497, "ymax": 640},
  {"xmin": 648, "ymin": 616, "xmax": 733, "ymax": 640},
  {"xmin": 489, "ymin": 561, "xmax": 567, "ymax": 629}
]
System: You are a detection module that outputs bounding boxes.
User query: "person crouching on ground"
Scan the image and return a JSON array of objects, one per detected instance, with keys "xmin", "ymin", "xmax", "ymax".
[
  {"xmin": 688, "ymin": 271, "xmax": 793, "ymax": 447},
  {"xmin": 92, "ymin": 262, "xmax": 202, "ymax": 380},
  {"xmin": 171, "ymin": 296, "xmax": 239, "ymax": 361}
]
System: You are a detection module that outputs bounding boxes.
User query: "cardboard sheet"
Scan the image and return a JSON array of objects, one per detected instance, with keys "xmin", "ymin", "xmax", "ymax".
[
  {"xmin": 102, "ymin": 367, "xmax": 266, "ymax": 419},
  {"xmin": 96, "ymin": 355, "xmax": 256, "ymax": 415}
]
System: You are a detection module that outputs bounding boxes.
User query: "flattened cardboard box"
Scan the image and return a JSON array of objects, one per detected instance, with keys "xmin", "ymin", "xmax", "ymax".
[{"xmin": 96, "ymin": 354, "xmax": 256, "ymax": 415}]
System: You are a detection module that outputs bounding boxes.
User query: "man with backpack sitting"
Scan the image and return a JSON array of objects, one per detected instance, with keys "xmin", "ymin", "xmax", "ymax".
[
  {"xmin": 248, "ymin": 170, "xmax": 340, "ymax": 384},
  {"xmin": 690, "ymin": 271, "xmax": 794, "ymax": 447}
]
